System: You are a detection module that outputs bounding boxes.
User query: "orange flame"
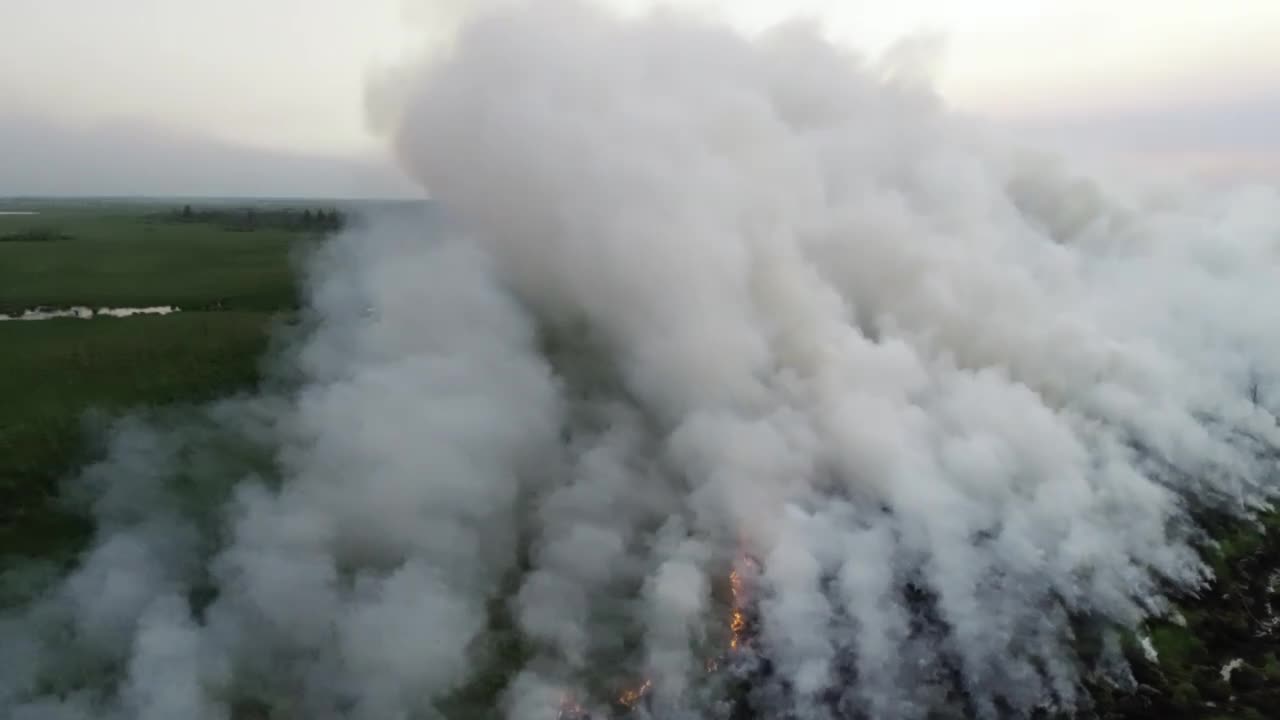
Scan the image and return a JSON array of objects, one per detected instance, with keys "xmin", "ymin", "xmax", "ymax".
[
  {"xmin": 558, "ymin": 548, "xmax": 760, "ymax": 717},
  {"xmin": 727, "ymin": 555, "xmax": 755, "ymax": 651},
  {"xmin": 617, "ymin": 678, "xmax": 653, "ymax": 709}
]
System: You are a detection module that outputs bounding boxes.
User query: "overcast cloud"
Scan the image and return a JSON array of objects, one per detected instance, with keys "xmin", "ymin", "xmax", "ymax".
[{"xmin": 2, "ymin": 0, "xmax": 1279, "ymax": 196}]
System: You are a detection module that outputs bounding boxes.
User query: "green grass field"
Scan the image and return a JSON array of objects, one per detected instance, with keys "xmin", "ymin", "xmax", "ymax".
[
  {"xmin": 0, "ymin": 202, "xmax": 324, "ymax": 563},
  {"xmin": 0, "ymin": 205, "xmax": 303, "ymax": 314}
]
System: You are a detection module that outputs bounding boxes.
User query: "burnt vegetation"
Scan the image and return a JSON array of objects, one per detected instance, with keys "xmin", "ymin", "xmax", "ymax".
[{"xmin": 548, "ymin": 510, "xmax": 1280, "ymax": 720}]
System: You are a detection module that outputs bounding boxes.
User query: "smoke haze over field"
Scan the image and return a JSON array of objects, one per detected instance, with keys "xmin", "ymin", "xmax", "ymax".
[{"xmin": 4, "ymin": 1, "xmax": 1280, "ymax": 718}]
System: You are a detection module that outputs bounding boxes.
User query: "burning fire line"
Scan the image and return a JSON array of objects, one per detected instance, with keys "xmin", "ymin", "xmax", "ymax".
[
  {"xmin": 617, "ymin": 678, "xmax": 653, "ymax": 709},
  {"xmin": 729, "ymin": 567, "xmax": 747, "ymax": 650},
  {"xmin": 556, "ymin": 549, "xmax": 759, "ymax": 718}
]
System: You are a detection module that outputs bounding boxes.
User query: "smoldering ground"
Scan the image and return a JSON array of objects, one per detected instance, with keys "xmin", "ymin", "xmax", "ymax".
[{"xmin": 4, "ymin": 1, "xmax": 1280, "ymax": 718}]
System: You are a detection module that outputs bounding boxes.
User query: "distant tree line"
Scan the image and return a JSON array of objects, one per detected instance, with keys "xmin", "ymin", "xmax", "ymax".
[
  {"xmin": 163, "ymin": 205, "xmax": 346, "ymax": 233},
  {"xmin": 0, "ymin": 228, "xmax": 71, "ymax": 243}
]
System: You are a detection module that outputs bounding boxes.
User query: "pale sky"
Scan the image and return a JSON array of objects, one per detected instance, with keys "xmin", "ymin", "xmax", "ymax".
[{"xmin": 3, "ymin": 0, "xmax": 1280, "ymax": 195}]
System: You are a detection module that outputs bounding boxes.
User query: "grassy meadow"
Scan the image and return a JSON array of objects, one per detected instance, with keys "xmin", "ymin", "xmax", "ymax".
[
  {"xmin": 0, "ymin": 203, "xmax": 310, "ymax": 314},
  {"xmin": 0, "ymin": 200, "xmax": 332, "ymax": 563}
]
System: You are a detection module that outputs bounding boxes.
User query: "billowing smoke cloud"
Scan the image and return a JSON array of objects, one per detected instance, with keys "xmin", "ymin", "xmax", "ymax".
[{"xmin": 4, "ymin": 1, "xmax": 1280, "ymax": 719}]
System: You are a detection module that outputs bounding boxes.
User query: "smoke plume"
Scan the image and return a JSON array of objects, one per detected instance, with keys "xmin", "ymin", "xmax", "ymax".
[{"xmin": 4, "ymin": 1, "xmax": 1280, "ymax": 718}]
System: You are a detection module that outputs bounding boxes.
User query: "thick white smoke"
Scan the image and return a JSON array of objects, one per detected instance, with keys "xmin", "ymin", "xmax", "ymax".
[
  {"xmin": 4, "ymin": 1, "xmax": 1280, "ymax": 719},
  {"xmin": 392, "ymin": 1, "xmax": 1280, "ymax": 715}
]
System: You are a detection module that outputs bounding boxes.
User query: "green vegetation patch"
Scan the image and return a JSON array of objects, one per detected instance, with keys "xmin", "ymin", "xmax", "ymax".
[
  {"xmin": 0, "ymin": 201, "xmax": 331, "ymax": 565},
  {"xmin": 1088, "ymin": 506, "xmax": 1280, "ymax": 718},
  {"xmin": 0, "ymin": 207, "xmax": 311, "ymax": 314}
]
